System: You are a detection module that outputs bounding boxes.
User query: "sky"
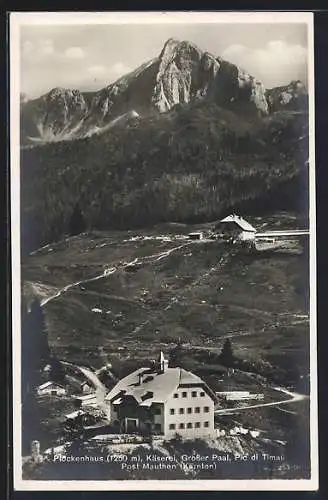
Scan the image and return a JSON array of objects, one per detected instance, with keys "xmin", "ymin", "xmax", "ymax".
[{"xmin": 20, "ymin": 22, "xmax": 308, "ymax": 99}]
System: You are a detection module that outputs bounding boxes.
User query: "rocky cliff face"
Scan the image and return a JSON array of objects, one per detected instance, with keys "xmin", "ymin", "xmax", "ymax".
[
  {"xmin": 266, "ymin": 80, "xmax": 308, "ymax": 113},
  {"xmin": 151, "ymin": 38, "xmax": 221, "ymax": 112},
  {"xmin": 152, "ymin": 38, "xmax": 268, "ymax": 115},
  {"xmin": 20, "ymin": 39, "xmax": 307, "ymax": 144},
  {"xmin": 21, "ymin": 88, "xmax": 89, "ymax": 142}
]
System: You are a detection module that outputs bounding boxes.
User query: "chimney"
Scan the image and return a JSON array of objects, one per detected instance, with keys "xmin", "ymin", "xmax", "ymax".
[
  {"xmin": 138, "ymin": 373, "xmax": 144, "ymax": 385},
  {"xmin": 159, "ymin": 351, "xmax": 169, "ymax": 372}
]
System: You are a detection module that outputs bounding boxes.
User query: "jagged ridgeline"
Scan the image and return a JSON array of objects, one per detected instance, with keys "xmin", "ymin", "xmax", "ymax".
[{"xmin": 20, "ymin": 38, "xmax": 309, "ymax": 252}]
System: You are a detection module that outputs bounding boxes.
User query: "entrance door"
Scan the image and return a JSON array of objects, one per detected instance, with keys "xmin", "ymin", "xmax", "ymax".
[
  {"xmin": 126, "ymin": 418, "xmax": 138, "ymax": 433},
  {"xmin": 145, "ymin": 422, "xmax": 152, "ymax": 435}
]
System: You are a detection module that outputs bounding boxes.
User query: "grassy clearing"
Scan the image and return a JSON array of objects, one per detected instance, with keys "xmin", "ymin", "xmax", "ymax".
[{"xmin": 24, "ymin": 215, "xmax": 309, "ymax": 383}]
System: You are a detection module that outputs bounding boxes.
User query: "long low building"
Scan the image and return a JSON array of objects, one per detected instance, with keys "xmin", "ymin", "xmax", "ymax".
[
  {"xmin": 216, "ymin": 391, "xmax": 264, "ymax": 401},
  {"xmin": 74, "ymin": 393, "xmax": 98, "ymax": 407}
]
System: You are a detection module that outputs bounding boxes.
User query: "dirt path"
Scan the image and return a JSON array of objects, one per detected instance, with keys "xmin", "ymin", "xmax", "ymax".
[{"xmin": 40, "ymin": 241, "xmax": 192, "ymax": 307}]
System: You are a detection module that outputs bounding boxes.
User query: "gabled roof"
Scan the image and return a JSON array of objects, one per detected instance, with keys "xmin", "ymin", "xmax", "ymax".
[
  {"xmin": 65, "ymin": 410, "xmax": 85, "ymax": 419},
  {"xmin": 75, "ymin": 393, "xmax": 97, "ymax": 401},
  {"xmin": 38, "ymin": 381, "xmax": 65, "ymax": 390},
  {"xmin": 105, "ymin": 366, "xmax": 216, "ymax": 405},
  {"xmin": 220, "ymin": 214, "xmax": 256, "ymax": 232}
]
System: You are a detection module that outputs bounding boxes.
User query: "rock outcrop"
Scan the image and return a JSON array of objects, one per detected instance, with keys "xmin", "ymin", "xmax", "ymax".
[
  {"xmin": 266, "ymin": 80, "xmax": 308, "ymax": 113},
  {"xmin": 151, "ymin": 38, "xmax": 221, "ymax": 112},
  {"xmin": 21, "ymin": 88, "xmax": 88, "ymax": 142},
  {"xmin": 20, "ymin": 39, "xmax": 307, "ymax": 144}
]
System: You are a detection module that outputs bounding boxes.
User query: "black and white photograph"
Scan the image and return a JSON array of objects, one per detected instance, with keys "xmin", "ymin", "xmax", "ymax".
[{"xmin": 10, "ymin": 11, "xmax": 317, "ymax": 491}]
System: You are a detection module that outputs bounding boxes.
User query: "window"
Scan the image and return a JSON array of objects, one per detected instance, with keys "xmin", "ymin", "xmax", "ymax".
[
  {"xmin": 204, "ymin": 421, "xmax": 209, "ymax": 428},
  {"xmin": 187, "ymin": 423, "xmax": 192, "ymax": 429},
  {"xmin": 195, "ymin": 407, "xmax": 200, "ymax": 413},
  {"xmin": 154, "ymin": 408, "xmax": 161, "ymax": 415},
  {"xmin": 200, "ymin": 392, "xmax": 205, "ymax": 397},
  {"xmin": 154, "ymin": 423, "xmax": 161, "ymax": 431},
  {"xmin": 204, "ymin": 406, "xmax": 209, "ymax": 413},
  {"xmin": 182, "ymin": 391, "xmax": 187, "ymax": 398},
  {"xmin": 169, "ymin": 424, "xmax": 175, "ymax": 430},
  {"xmin": 179, "ymin": 423, "xmax": 185, "ymax": 429},
  {"xmin": 192, "ymin": 391, "xmax": 197, "ymax": 397},
  {"xmin": 173, "ymin": 393, "xmax": 178, "ymax": 398},
  {"xmin": 170, "ymin": 409, "xmax": 175, "ymax": 415},
  {"xmin": 187, "ymin": 407, "xmax": 192, "ymax": 414},
  {"xmin": 179, "ymin": 408, "xmax": 184, "ymax": 414},
  {"xmin": 195, "ymin": 422, "xmax": 200, "ymax": 428}
]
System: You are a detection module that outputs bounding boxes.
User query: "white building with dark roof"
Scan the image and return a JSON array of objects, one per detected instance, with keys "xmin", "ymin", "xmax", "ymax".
[
  {"xmin": 105, "ymin": 352, "xmax": 217, "ymax": 440},
  {"xmin": 216, "ymin": 214, "xmax": 256, "ymax": 241},
  {"xmin": 36, "ymin": 381, "xmax": 66, "ymax": 396}
]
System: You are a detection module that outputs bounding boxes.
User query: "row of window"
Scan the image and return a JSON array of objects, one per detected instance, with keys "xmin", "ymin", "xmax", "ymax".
[
  {"xmin": 173, "ymin": 391, "xmax": 205, "ymax": 398},
  {"xmin": 170, "ymin": 406, "xmax": 209, "ymax": 415},
  {"xmin": 169, "ymin": 422, "xmax": 210, "ymax": 430}
]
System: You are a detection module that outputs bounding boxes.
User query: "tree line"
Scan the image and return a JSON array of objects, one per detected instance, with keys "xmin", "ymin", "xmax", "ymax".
[{"xmin": 21, "ymin": 102, "xmax": 309, "ymax": 254}]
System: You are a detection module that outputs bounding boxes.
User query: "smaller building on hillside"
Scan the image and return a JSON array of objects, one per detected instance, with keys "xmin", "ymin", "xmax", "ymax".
[
  {"xmin": 81, "ymin": 381, "xmax": 93, "ymax": 394},
  {"xmin": 216, "ymin": 214, "xmax": 256, "ymax": 242},
  {"xmin": 188, "ymin": 232, "xmax": 203, "ymax": 240},
  {"xmin": 37, "ymin": 381, "xmax": 67, "ymax": 397},
  {"xmin": 216, "ymin": 391, "xmax": 264, "ymax": 401},
  {"xmin": 65, "ymin": 410, "xmax": 85, "ymax": 421},
  {"xmin": 74, "ymin": 393, "xmax": 98, "ymax": 408}
]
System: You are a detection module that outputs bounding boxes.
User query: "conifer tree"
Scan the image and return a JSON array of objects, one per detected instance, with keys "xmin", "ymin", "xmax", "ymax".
[
  {"xmin": 219, "ymin": 338, "xmax": 234, "ymax": 367},
  {"xmin": 169, "ymin": 340, "xmax": 183, "ymax": 367},
  {"xmin": 68, "ymin": 202, "xmax": 86, "ymax": 236},
  {"xmin": 21, "ymin": 295, "xmax": 49, "ymax": 453},
  {"xmin": 21, "ymin": 297, "xmax": 50, "ymax": 399},
  {"xmin": 49, "ymin": 356, "xmax": 66, "ymax": 384}
]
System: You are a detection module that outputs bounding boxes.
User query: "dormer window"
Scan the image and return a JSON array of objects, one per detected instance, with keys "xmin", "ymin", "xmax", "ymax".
[{"xmin": 141, "ymin": 391, "xmax": 153, "ymax": 401}]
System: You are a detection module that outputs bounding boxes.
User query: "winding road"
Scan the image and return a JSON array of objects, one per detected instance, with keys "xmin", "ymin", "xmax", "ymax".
[
  {"xmin": 214, "ymin": 387, "xmax": 307, "ymax": 415},
  {"xmin": 61, "ymin": 360, "xmax": 108, "ymax": 410},
  {"xmin": 63, "ymin": 359, "xmax": 306, "ymax": 419}
]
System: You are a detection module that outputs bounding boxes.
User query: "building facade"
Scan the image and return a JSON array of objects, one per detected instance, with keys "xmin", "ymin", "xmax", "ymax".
[
  {"xmin": 36, "ymin": 381, "xmax": 66, "ymax": 396},
  {"xmin": 75, "ymin": 393, "xmax": 98, "ymax": 408},
  {"xmin": 216, "ymin": 214, "xmax": 256, "ymax": 242},
  {"xmin": 105, "ymin": 352, "xmax": 217, "ymax": 440}
]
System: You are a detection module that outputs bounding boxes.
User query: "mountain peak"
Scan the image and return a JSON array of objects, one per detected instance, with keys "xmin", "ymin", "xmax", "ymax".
[
  {"xmin": 160, "ymin": 37, "xmax": 203, "ymax": 61},
  {"xmin": 152, "ymin": 37, "xmax": 219, "ymax": 112}
]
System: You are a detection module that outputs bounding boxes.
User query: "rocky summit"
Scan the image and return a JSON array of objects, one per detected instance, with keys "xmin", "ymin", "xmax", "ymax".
[
  {"xmin": 266, "ymin": 80, "xmax": 308, "ymax": 113},
  {"xmin": 20, "ymin": 38, "xmax": 307, "ymax": 144}
]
